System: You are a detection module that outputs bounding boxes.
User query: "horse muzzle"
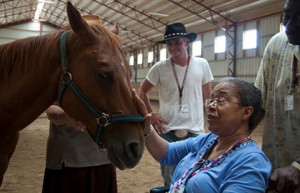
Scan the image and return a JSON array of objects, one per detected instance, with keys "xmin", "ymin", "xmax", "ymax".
[{"xmin": 106, "ymin": 138, "xmax": 144, "ymax": 170}]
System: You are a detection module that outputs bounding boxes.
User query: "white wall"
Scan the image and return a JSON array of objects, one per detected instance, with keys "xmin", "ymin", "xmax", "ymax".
[
  {"xmin": 0, "ymin": 22, "xmax": 57, "ymax": 45},
  {"xmin": 132, "ymin": 14, "xmax": 282, "ymax": 83}
]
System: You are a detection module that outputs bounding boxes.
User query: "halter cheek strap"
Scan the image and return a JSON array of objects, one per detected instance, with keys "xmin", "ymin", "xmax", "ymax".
[{"xmin": 57, "ymin": 31, "xmax": 144, "ymax": 146}]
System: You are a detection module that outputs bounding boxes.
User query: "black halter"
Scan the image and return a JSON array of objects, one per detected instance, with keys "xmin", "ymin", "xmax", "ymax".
[{"xmin": 57, "ymin": 31, "xmax": 144, "ymax": 146}]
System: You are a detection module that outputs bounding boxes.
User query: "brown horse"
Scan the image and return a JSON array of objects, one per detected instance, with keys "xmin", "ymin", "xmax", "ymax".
[{"xmin": 0, "ymin": 2, "xmax": 145, "ymax": 187}]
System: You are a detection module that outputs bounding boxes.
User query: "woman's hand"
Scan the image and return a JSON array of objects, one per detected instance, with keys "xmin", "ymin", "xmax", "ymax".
[
  {"xmin": 132, "ymin": 89, "xmax": 148, "ymax": 116},
  {"xmin": 132, "ymin": 89, "xmax": 151, "ymax": 136}
]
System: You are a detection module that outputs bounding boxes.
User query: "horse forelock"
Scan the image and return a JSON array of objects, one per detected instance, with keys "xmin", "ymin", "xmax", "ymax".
[
  {"xmin": 90, "ymin": 25, "xmax": 133, "ymax": 95},
  {"xmin": 92, "ymin": 24, "xmax": 130, "ymax": 73},
  {"xmin": 92, "ymin": 24, "xmax": 121, "ymax": 49}
]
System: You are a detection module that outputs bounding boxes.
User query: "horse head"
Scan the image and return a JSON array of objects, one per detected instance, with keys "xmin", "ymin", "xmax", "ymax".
[{"xmin": 58, "ymin": 2, "xmax": 144, "ymax": 170}]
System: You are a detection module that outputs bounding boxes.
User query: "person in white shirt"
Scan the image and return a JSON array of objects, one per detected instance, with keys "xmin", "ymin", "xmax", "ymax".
[{"xmin": 139, "ymin": 22, "xmax": 214, "ymax": 186}]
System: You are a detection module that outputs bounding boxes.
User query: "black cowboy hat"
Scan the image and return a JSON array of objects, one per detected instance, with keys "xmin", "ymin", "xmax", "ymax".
[{"xmin": 157, "ymin": 22, "xmax": 197, "ymax": 44}]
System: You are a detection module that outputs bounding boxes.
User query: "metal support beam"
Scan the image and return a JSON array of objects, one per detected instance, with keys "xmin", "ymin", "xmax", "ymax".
[
  {"xmin": 168, "ymin": 0, "xmax": 238, "ymax": 77},
  {"xmin": 225, "ymin": 24, "xmax": 237, "ymax": 76}
]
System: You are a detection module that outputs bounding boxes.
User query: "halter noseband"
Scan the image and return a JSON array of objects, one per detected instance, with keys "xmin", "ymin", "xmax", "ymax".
[{"xmin": 57, "ymin": 31, "xmax": 144, "ymax": 146}]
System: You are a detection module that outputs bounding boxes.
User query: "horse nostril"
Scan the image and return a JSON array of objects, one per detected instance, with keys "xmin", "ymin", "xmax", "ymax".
[{"xmin": 126, "ymin": 142, "xmax": 141, "ymax": 160}]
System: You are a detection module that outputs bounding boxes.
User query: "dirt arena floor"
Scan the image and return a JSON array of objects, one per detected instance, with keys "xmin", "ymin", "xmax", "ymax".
[{"xmin": 0, "ymin": 101, "xmax": 263, "ymax": 193}]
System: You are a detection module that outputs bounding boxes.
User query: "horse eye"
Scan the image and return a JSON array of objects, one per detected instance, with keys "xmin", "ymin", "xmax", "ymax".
[{"xmin": 97, "ymin": 70, "xmax": 109, "ymax": 79}]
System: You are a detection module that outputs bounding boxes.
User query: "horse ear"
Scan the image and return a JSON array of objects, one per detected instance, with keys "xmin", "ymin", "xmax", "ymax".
[
  {"xmin": 111, "ymin": 24, "xmax": 119, "ymax": 35},
  {"xmin": 82, "ymin": 15, "xmax": 102, "ymax": 25},
  {"xmin": 66, "ymin": 1, "xmax": 93, "ymax": 36}
]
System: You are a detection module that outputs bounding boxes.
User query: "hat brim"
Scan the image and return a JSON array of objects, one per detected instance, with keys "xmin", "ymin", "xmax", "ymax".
[{"xmin": 156, "ymin": 33, "xmax": 197, "ymax": 44}]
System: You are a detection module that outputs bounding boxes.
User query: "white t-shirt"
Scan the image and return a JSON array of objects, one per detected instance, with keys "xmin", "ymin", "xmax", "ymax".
[{"xmin": 146, "ymin": 56, "xmax": 214, "ymax": 134}]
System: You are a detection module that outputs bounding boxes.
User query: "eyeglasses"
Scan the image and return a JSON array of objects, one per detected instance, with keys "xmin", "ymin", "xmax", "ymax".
[{"xmin": 205, "ymin": 98, "xmax": 240, "ymax": 107}]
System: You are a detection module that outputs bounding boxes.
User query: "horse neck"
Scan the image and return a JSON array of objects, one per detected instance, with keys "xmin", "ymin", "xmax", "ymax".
[{"xmin": 0, "ymin": 32, "xmax": 63, "ymax": 131}]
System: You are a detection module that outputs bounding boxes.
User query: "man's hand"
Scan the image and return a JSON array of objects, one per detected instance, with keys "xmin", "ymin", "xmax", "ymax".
[
  {"xmin": 132, "ymin": 89, "xmax": 168, "ymax": 135},
  {"xmin": 46, "ymin": 104, "xmax": 85, "ymax": 132},
  {"xmin": 150, "ymin": 113, "xmax": 169, "ymax": 134},
  {"xmin": 66, "ymin": 116, "xmax": 86, "ymax": 132},
  {"xmin": 268, "ymin": 165, "xmax": 300, "ymax": 193}
]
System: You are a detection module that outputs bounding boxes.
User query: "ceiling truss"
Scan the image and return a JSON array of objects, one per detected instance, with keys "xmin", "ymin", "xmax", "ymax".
[{"xmin": 0, "ymin": 0, "xmax": 284, "ymax": 53}]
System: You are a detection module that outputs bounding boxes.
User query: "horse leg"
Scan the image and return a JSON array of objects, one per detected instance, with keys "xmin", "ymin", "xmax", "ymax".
[{"xmin": 0, "ymin": 131, "xmax": 20, "ymax": 187}]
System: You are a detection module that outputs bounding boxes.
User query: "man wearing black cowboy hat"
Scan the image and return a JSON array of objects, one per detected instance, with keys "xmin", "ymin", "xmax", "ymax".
[
  {"xmin": 138, "ymin": 22, "xmax": 214, "ymax": 186},
  {"xmin": 156, "ymin": 22, "xmax": 197, "ymax": 44}
]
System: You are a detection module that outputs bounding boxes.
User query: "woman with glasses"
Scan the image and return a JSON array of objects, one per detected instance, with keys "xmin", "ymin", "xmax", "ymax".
[{"xmin": 139, "ymin": 77, "xmax": 271, "ymax": 193}]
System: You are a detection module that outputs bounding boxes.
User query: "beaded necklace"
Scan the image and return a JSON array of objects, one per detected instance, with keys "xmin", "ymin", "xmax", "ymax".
[{"xmin": 171, "ymin": 136, "xmax": 253, "ymax": 193}]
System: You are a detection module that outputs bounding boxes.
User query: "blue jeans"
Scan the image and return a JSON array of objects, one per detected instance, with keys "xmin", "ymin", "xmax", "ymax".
[{"xmin": 159, "ymin": 131, "xmax": 198, "ymax": 187}]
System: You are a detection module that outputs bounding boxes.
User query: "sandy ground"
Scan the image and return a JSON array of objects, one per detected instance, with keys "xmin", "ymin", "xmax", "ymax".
[
  {"xmin": 0, "ymin": 114, "xmax": 163, "ymax": 193},
  {"xmin": 0, "ymin": 101, "xmax": 263, "ymax": 193}
]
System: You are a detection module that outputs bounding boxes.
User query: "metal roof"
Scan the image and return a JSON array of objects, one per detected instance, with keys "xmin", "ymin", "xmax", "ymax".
[{"xmin": 0, "ymin": 0, "xmax": 285, "ymax": 52}]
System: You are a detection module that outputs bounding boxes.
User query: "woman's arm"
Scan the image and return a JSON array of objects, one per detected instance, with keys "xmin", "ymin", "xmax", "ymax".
[{"xmin": 143, "ymin": 115, "xmax": 168, "ymax": 161}]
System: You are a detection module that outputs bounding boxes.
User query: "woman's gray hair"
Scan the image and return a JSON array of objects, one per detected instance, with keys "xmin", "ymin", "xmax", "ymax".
[{"xmin": 220, "ymin": 77, "xmax": 262, "ymax": 131}]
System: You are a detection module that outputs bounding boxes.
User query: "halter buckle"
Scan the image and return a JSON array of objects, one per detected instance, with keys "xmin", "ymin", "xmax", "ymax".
[
  {"xmin": 62, "ymin": 72, "xmax": 72, "ymax": 82},
  {"xmin": 97, "ymin": 113, "xmax": 111, "ymax": 127}
]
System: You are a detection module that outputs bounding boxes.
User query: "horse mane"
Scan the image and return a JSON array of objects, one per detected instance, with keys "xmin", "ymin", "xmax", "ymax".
[
  {"xmin": 0, "ymin": 32, "xmax": 61, "ymax": 85},
  {"xmin": 0, "ymin": 19, "xmax": 123, "ymax": 86}
]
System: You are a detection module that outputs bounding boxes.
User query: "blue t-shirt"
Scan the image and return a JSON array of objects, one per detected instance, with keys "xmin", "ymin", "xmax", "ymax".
[{"xmin": 159, "ymin": 133, "xmax": 271, "ymax": 193}]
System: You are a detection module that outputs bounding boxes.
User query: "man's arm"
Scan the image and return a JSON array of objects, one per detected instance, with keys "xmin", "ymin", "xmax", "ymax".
[
  {"xmin": 202, "ymin": 82, "xmax": 212, "ymax": 101},
  {"xmin": 138, "ymin": 79, "xmax": 154, "ymax": 113}
]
